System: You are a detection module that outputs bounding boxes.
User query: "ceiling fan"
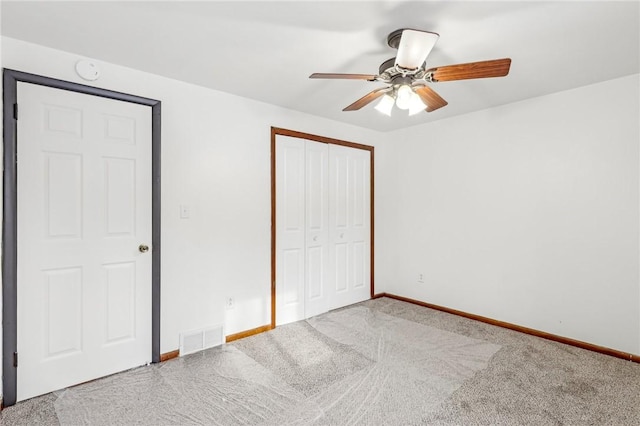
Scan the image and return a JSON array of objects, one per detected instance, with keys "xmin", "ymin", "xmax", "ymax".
[{"xmin": 309, "ymin": 28, "xmax": 511, "ymax": 116}]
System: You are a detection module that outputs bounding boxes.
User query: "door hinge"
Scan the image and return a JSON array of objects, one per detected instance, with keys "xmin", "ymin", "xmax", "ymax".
[
  {"xmin": 13, "ymin": 103, "xmax": 18, "ymax": 120},
  {"xmin": 13, "ymin": 352, "xmax": 18, "ymax": 368}
]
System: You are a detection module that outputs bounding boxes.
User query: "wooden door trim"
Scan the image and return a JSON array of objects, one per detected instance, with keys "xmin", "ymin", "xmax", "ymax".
[
  {"xmin": 270, "ymin": 127, "xmax": 375, "ymax": 329},
  {"xmin": 2, "ymin": 69, "xmax": 162, "ymax": 407}
]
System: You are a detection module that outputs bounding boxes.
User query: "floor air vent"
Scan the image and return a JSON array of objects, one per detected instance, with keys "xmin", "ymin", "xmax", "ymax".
[{"xmin": 179, "ymin": 325, "xmax": 224, "ymax": 356}]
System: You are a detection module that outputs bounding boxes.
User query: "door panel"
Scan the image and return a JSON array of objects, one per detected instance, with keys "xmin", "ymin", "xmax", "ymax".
[
  {"xmin": 16, "ymin": 82, "xmax": 152, "ymax": 401},
  {"xmin": 275, "ymin": 137, "xmax": 306, "ymax": 325},
  {"xmin": 45, "ymin": 153, "xmax": 83, "ymax": 238},
  {"xmin": 104, "ymin": 262, "xmax": 136, "ymax": 344},
  {"xmin": 276, "ymin": 137, "xmax": 329, "ymax": 323},
  {"xmin": 350, "ymin": 153, "xmax": 369, "ymax": 293},
  {"xmin": 105, "ymin": 158, "xmax": 136, "ymax": 236},
  {"xmin": 334, "ymin": 243, "xmax": 349, "ymax": 293},
  {"xmin": 306, "ymin": 148, "xmax": 324, "ymax": 231},
  {"xmin": 44, "ymin": 267, "xmax": 83, "ymax": 358},
  {"xmin": 282, "ymin": 249, "xmax": 304, "ymax": 305},
  {"xmin": 304, "ymin": 140, "xmax": 328, "ymax": 318},
  {"xmin": 328, "ymin": 145, "xmax": 371, "ymax": 309},
  {"xmin": 43, "ymin": 104, "xmax": 82, "ymax": 137},
  {"xmin": 103, "ymin": 114, "xmax": 136, "ymax": 144},
  {"xmin": 353, "ymin": 241, "xmax": 366, "ymax": 290},
  {"xmin": 353, "ymin": 156, "xmax": 367, "ymax": 227},
  {"xmin": 307, "ymin": 246, "xmax": 323, "ymax": 299},
  {"xmin": 334, "ymin": 156, "xmax": 349, "ymax": 228}
]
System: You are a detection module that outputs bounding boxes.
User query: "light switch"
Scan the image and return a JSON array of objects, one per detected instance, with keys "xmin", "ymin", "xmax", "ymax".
[{"xmin": 180, "ymin": 204, "xmax": 190, "ymax": 219}]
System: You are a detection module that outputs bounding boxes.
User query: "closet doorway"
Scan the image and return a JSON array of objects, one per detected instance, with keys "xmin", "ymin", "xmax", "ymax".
[{"xmin": 271, "ymin": 128, "xmax": 374, "ymax": 327}]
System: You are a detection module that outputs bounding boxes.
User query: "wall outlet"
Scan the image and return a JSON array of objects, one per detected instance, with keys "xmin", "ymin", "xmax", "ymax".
[
  {"xmin": 418, "ymin": 273, "xmax": 424, "ymax": 283},
  {"xmin": 226, "ymin": 297, "xmax": 235, "ymax": 310}
]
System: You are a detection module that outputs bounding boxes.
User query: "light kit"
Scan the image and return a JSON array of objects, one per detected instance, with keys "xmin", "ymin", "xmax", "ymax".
[{"xmin": 310, "ymin": 28, "xmax": 511, "ymax": 116}]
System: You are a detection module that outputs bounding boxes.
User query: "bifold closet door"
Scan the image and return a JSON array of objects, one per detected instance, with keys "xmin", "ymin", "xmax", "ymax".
[
  {"xmin": 275, "ymin": 136, "xmax": 328, "ymax": 325},
  {"xmin": 275, "ymin": 136, "xmax": 370, "ymax": 326},
  {"xmin": 328, "ymin": 144, "xmax": 371, "ymax": 309}
]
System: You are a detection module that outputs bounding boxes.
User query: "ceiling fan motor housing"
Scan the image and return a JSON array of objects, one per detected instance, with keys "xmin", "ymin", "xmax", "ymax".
[
  {"xmin": 387, "ymin": 29, "xmax": 406, "ymax": 49},
  {"xmin": 379, "ymin": 58, "xmax": 397, "ymax": 75},
  {"xmin": 391, "ymin": 75, "xmax": 413, "ymax": 88},
  {"xmin": 387, "ymin": 28, "xmax": 437, "ymax": 49}
]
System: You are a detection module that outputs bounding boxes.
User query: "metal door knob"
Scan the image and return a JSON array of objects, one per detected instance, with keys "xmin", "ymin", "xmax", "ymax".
[
  {"xmin": 313, "ymin": 236, "xmax": 318, "ymax": 241},
  {"xmin": 139, "ymin": 244, "xmax": 149, "ymax": 253}
]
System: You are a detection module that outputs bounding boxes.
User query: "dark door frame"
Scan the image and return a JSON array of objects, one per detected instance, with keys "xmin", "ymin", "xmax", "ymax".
[{"xmin": 2, "ymin": 69, "xmax": 162, "ymax": 407}]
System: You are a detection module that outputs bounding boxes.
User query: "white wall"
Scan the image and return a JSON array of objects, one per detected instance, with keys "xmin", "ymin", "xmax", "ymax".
[
  {"xmin": 380, "ymin": 74, "xmax": 640, "ymax": 354},
  {"xmin": 0, "ymin": 37, "xmax": 387, "ymax": 369}
]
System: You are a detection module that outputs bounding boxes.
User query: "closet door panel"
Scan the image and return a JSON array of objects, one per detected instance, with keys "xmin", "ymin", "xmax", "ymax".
[
  {"xmin": 305, "ymin": 141, "xmax": 329, "ymax": 318},
  {"xmin": 276, "ymin": 135, "xmax": 371, "ymax": 325},
  {"xmin": 328, "ymin": 144, "xmax": 371, "ymax": 309},
  {"xmin": 275, "ymin": 137, "xmax": 306, "ymax": 325}
]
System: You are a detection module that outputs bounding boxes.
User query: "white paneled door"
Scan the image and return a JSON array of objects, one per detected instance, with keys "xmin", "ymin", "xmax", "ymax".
[
  {"xmin": 304, "ymin": 140, "xmax": 329, "ymax": 319},
  {"xmin": 275, "ymin": 135, "xmax": 370, "ymax": 326},
  {"xmin": 276, "ymin": 137, "xmax": 330, "ymax": 325},
  {"xmin": 275, "ymin": 137, "xmax": 306, "ymax": 326},
  {"xmin": 328, "ymin": 144, "xmax": 371, "ymax": 309},
  {"xmin": 16, "ymin": 82, "xmax": 152, "ymax": 401}
]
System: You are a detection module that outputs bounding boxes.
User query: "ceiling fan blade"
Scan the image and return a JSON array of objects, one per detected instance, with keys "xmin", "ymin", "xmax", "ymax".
[
  {"xmin": 309, "ymin": 73, "xmax": 377, "ymax": 81},
  {"xmin": 343, "ymin": 87, "xmax": 391, "ymax": 111},
  {"xmin": 395, "ymin": 29, "xmax": 439, "ymax": 70},
  {"xmin": 413, "ymin": 86, "xmax": 448, "ymax": 112},
  {"xmin": 426, "ymin": 58, "xmax": 512, "ymax": 82}
]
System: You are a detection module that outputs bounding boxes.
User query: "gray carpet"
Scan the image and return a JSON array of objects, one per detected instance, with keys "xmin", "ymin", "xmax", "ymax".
[
  {"xmin": 236, "ymin": 306, "xmax": 500, "ymax": 425},
  {"xmin": 2, "ymin": 297, "xmax": 639, "ymax": 425}
]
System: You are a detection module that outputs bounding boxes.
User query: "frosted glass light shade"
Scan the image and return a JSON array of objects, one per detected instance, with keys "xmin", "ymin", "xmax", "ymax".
[
  {"xmin": 374, "ymin": 94, "xmax": 394, "ymax": 116},
  {"xmin": 395, "ymin": 85, "xmax": 413, "ymax": 110},
  {"xmin": 408, "ymin": 93, "xmax": 427, "ymax": 116},
  {"xmin": 395, "ymin": 30, "xmax": 439, "ymax": 70}
]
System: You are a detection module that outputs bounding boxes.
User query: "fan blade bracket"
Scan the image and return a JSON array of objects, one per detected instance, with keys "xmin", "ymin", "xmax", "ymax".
[{"xmin": 423, "ymin": 72, "xmax": 436, "ymax": 83}]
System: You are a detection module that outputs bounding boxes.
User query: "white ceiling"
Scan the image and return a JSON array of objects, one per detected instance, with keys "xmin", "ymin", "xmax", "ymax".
[{"xmin": 2, "ymin": 1, "xmax": 639, "ymax": 132}]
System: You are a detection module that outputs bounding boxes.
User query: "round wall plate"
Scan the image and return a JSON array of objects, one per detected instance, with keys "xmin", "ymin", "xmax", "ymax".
[{"xmin": 75, "ymin": 60, "xmax": 100, "ymax": 81}]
